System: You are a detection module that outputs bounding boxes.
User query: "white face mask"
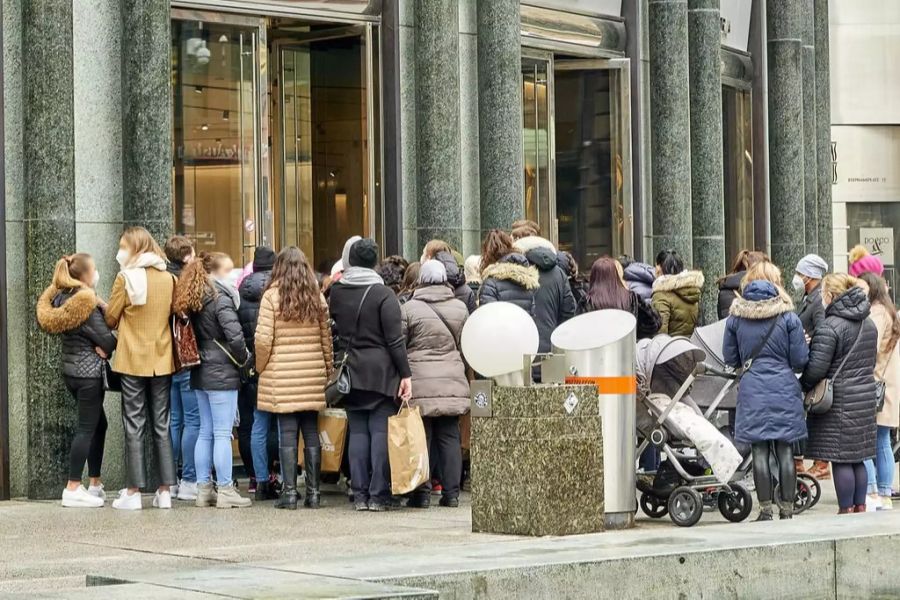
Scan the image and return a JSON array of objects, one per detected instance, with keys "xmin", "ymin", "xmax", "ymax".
[
  {"xmin": 792, "ymin": 274, "xmax": 805, "ymax": 293},
  {"xmin": 115, "ymin": 249, "xmax": 131, "ymax": 268},
  {"xmin": 91, "ymin": 270, "xmax": 100, "ymax": 288}
]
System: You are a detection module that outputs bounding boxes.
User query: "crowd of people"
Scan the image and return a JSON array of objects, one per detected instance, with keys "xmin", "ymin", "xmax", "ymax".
[{"xmin": 35, "ymin": 220, "xmax": 898, "ymax": 519}]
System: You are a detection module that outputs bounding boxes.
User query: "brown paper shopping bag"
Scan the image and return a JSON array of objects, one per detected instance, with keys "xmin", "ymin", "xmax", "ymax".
[
  {"xmin": 388, "ymin": 401, "xmax": 430, "ymax": 495},
  {"xmin": 298, "ymin": 409, "xmax": 348, "ymax": 473}
]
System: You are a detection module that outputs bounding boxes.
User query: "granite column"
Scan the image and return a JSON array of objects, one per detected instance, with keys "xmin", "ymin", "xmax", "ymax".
[
  {"xmin": 648, "ymin": 0, "xmax": 693, "ymax": 258},
  {"xmin": 687, "ymin": 0, "xmax": 724, "ymax": 325},
  {"xmin": 814, "ymin": 0, "xmax": 833, "ymax": 262},
  {"xmin": 801, "ymin": 0, "xmax": 818, "ymax": 254},
  {"xmin": 23, "ymin": 0, "xmax": 76, "ymax": 498},
  {"xmin": 766, "ymin": 0, "xmax": 806, "ymax": 277},
  {"xmin": 477, "ymin": 0, "xmax": 523, "ymax": 233},
  {"xmin": 414, "ymin": 0, "xmax": 462, "ymax": 249},
  {"xmin": 121, "ymin": 0, "xmax": 172, "ymax": 244}
]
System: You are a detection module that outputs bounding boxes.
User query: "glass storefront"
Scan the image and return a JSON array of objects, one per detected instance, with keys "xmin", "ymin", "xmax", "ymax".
[
  {"xmin": 845, "ymin": 202, "xmax": 899, "ymax": 298},
  {"xmin": 522, "ymin": 56, "xmax": 553, "ymax": 235},
  {"xmin": 722, "ymin": 85, "xmax": 755, "ymax": 263}
]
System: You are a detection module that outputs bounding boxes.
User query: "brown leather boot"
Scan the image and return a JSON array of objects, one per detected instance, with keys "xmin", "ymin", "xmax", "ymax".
[
  {"xmin": 794, "ymin": 458, "xmax": 806, "ymax": 474},
  {"xmin": 838, "ymin": 507, "xmax": 854, "ymax": 514},
  {"xmin": 854, "ymin": 504, "xmax": 867, "ymax": 513},
  {"xmin": 807, "ymin": 461, "xmax": 831, "ymax": 480}
]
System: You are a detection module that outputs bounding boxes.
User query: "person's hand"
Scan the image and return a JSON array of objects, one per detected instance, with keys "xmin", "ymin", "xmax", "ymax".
[
  {"xmin": 94, "ymin": 347, "xmax": 108, "ymax": 359},
  {"xmin": 398, "ymin": 377, "xmax": 412, "ymax": 401}
]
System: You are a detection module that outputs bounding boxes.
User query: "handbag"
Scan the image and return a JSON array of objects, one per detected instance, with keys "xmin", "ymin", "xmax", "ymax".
[
  {"xmin": 213, "ymin": 339, "xmax": 255, "ymax": 385},
  {"xmin": 388, "ymin": 400, "xmax": 430, "ymax": 495},
  {"xmin": 325, "ymin": 285, "xmax": 375, "ymax": 408},
  {"xmin": 874, "ymin": 337, "xmax": 897, "ymax": 413},
  {"xmin": 805, "ymin": 325, "xmax": 864, "ymax": 415},
  {"xmin": 172, "ymin": 313, "xmax": 201, "ymax": 371},
  {"xmin": 103, "ymin": 361, "xmax": 121, "ymax": 392}
]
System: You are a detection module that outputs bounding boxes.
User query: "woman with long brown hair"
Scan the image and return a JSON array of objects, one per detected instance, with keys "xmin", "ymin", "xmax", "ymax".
[
  {"xmin": 717, "ymin": 250, "xmax": 768, "ymax": 319},
  {"xmin": 174, "ymin": 251, "xmax": 252, "ymax": 509},
  {"xmin": 579, "ymin": 257, "xmax": 659, "ymax": 339},
  {"xmin": 105, "ymin": 226, "xmax": 177, "ymax": 510},
  {"xmin": 37, "ymin": 254, "xmax": 117, "ymax": 507},
  {"xmin": 255, "ymin": 247, "xmax": 334, "ymax": 510},
  {"xmin": 478, "ymin": 229, "xmax": 539, "ymax": 314}
]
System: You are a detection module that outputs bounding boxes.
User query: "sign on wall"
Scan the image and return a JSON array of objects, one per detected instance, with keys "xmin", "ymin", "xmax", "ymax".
[
  {"xmin": 720, "ymin": 0, "xmax": 752, "ymax": 52},
  {"xmin": 859, "ymin": 227, "xmax": 894, "ymax": 266}
]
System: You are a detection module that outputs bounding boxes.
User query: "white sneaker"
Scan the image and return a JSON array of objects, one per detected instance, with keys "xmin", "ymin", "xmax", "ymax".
[
  {"xmin": 866, "ymin": 493, "xmax": 882, "ymax": 512},
  {"xmin": 87, "ymin": 484, "xmax": 106, "ymax": 502},
  {"xmin": 112, "ymin": 489, "xmax": 142, "ymax": 510},
  {"xmin": 61, "ymin": 486, "xmax": 104, "ymax": 508},
  {"xmin": 152, "ymin": 490, "xmax": 172, "ymax": 509},
  {"xmin": 176, "ymin": 480, "xmax": 198, "ymax": 501}
]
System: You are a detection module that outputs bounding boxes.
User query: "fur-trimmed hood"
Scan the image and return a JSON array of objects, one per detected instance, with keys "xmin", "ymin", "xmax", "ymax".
[
  {"xmin": 481, "ymin": 257, "xmax": 540, "ymax": 290},
  {"xmin": 36, "ymin": 285, "xmax": 99, "ymax": 334},
  {"xmin": 729, "ymin": 280, "xmax": 795, "ymax": 320},
  {"xmin": 652, "ymin": 270, "xmax": 704, "ymax": 304}
]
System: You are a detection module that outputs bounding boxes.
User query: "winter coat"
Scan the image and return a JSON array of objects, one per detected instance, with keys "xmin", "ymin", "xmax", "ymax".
[
  {"xmin": 328, "ymin": 282, "xmax": 412, "ymax": 406},
  {"xmin": 797, "ymin": 283, "xmax": 826, "ymax": 336},
  {"xmin": 523, "ymin": 246, "xmax": 576, "ymax": 354},
  {"xmin": 254, "ymin": 287, "xmax": 333, "ymax": 413},
  {"xmin": 723, "ymin": 281, "xmax": 809, "ymax": 444},
  {"xmin": 479, "ymin": 253, "xmax": 540, "ymax": 316},
  {"xmin": 578, "ymin": 290, "xmax": 660, "ymax": 340},
  {"xmin": 237, "ymin": 269, "xmax": 272, "ymax": 349},
  {"xmin": 623, "ymin": 262, "xmax": 655, "ymax": 304},
  {"xmin": 717, "ymin": 271, "xmax": 745, "ymax": 320},
  {"xmin": 435, "ymin": 251, "xmax": 476, "ymax": 314},
  {"xmin": 190, "ymin": 280, "xmax": 250, "ymax": 392},
  {"xmin": 36, "ymin": 286, "xmax": 118, "ymax": 379},
  {"xmin": 870, "ymin": 302, "xmax": 900, "ymax": 428},
  {"xmin": 400, "ymin": 285, "xmax": 470, "ymax": 417},
  {"xmin": 651, "ymin": 270, "xmax": 704, "ymax": 337},
  {"xmin": 800, "ymin": 286, "xmax": 878, "ymax": 463}
]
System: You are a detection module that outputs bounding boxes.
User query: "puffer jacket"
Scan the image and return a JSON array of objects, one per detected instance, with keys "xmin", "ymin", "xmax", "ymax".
[
  {"xmin": 479, "ymin": 253, "xmax": 540, "ymax": 316},
  {"xmin": 36, "ymin": 286, "xmax": 117, "ymax": 379},
  {"xmin": 524, "ymin": 246, "xmax": 576, "ymax": 354},
  {"xmin": 255, "ymin": 287, "xmax": 333, "ymax": 413},
  {"xmin": 717, "ymin": 271, "xmax": 745, "ymax": 320},
  {"xmin": 623, "ymin": 262, "xmax": 655, "ymax": 304},
  {"xmin": 238, "ymin": 269, "xmax": 272, "ymax": 349},
  {"xmin": 651, "ymin": 270, "xmax": 705, "ymax": 337},
  {"xmin": 190, "ymin": 280, "xmax": 250, "ymax": 391},
  {"xmin": 871, "ymin": 302, "xmax": 900, "ymax": 428},
  {"xmin": 435, "ymin": 251, "xmax": 476, "ymax": 313},
  {"xmin": 800, "ymin": 286, "xmax": 878, "ymax": 463},
  {"xmin": 797, "ymin": 283, "xmax": 826, "ymax": 336},
  {"xmin": 400, "ymin": 285, "xmax": 470, "ymax": 417},
  {"xmin": 723, "ymin": 281, "xmax": 809, "ymax": 444}
]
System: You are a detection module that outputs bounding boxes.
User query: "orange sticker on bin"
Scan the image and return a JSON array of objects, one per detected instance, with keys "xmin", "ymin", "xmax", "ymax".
[{"xmin": 566, "ymin": 375, "xmax": 637, "ymax": 395}]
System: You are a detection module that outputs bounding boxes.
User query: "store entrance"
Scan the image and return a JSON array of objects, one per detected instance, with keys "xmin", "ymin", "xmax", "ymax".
[
  {"xmin": 521, "ymin": 54, "xmax": 633, "ymax": 271},
  {"xmin": 722, "ymin": 85, "xmax": 755, "ymax": 263}
]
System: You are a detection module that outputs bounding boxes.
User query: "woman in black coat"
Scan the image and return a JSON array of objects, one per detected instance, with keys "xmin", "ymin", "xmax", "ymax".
[
  {"xmin": 478, "ymin": 229, "xmax": 539, "ymax": 314},
  {"xmin": 800, "ymin": 274, "xmax": 878, "ymax": 514},
  {"xmin": 37, "ymin": 254, "xmax": 117, "ymax": 508},
  {"xmin": 716, "ymin": 250, "xmax": 768, "ymax": 320},
  {"xmin": 174, "ymin": 252, "xmax": 252, "ymax": 509},
  {"xmin": 329, "ymin": 238, "xmax": 412, "ymax": 512},
  {"xmin": 578, "ymin": 257, "xmax": 659, "ymax": 340}
]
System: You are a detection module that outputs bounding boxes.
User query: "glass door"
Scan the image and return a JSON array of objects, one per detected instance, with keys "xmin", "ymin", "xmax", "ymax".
[
  {"xmin": 553, "ymin": 59, "xmax": 633, "ymax": 270},
  {"xmin": 722, "ymin": 85, "xmax": 755, "ymax": 261},
  {"xmin": 521, "ymin": 53, "xmax": 555, "ymax": 238},
  {"xmin": 171, "ymin": 11, "xmax": 267, "ymax": 266}
]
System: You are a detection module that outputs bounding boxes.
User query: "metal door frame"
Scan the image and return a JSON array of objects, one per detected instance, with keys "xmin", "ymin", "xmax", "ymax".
[
  {"xmin": 521, "ymin": 49, "xmax": 558, "ymax": 244},
  {"xmin": 554, "ymin": 57, "xmax": 634, "ymax": 257}
]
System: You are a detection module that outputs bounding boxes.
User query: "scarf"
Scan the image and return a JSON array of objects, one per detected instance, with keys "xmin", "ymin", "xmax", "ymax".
[
  {"xmin": 214, "ymin": 278, "xmax": 241, "ymax": 310},
  {"xmin": 120, "ymin": 252, "xmax": 167, "ymax": 306},
  {"xmin": 340, "ymin": 266, "xmax": 385, "ymax": 286}
]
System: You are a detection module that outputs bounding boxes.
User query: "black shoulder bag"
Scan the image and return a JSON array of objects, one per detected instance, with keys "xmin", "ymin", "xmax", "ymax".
[
  {"xmin": 805, "ymin": 324, "xmax": 864, "ymax": 415},
  {"xmin": 325, "ymin": 285, "xmax": 374, "ymax": 407}
]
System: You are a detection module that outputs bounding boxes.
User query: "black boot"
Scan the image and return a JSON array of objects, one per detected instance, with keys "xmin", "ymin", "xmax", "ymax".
[
  {"xmin": 255, "ymin": 480, "xmax": 269, "ymax": 502},
  {"xmin": 303, "ymin": 447, "xmax": 322, "ymax": 509},
  {"xmin": 275, "ymin": 447, "xmax": 298, "ymax": 510}
]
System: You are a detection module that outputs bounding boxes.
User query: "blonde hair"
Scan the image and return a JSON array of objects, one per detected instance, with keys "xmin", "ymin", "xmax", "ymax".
[
  {"xmin": 741, "ymin": 261, "xmax": 782, "ymax": 290},
  {"xmin": 848, "ymin": 245, "xmax": 869, "ymax": 265},
  {"xmin": 821, "ymin": 273, "xmax": 860, "ymax": 302},
  {"xmin": 51, "ymin": 254, "xmax": 93, "ymax": 290},
  {"xmin": 121, "ymin": 226, "xmax": 165, "ymax": 260}
]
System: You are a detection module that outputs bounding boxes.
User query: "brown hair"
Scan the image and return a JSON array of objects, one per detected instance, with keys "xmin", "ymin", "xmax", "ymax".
[
  {"xmin": 164, "ymin": 235, "xmax": 194, "ymax": 265},
  {"xmin": 268, "ymin": 246, "xmax": 323, "ymax": 323},
  {"xmin": 421, "ymin": 239, "xmax": 452, "ymax": 261},
  {"xmin": 399, "ymin": 261, "xmax": 421, "ymax": 297},
  {"xmin": 173, "ymin": 252, "xmax": 228, "ymax": 314},
  {"xmin": 121, "ymin": 226, "xmax": 165, "ymax": 260},
  {"xmin": 858, "ymin": 272, "xmax": 900, "ymax": 354},
  {"xmin": 480, "ymin": 229, "xmax": 516, "ymax": 271},
  {"xmin": 586, "ymin": 257, "xmax": 631, "ymax": 311},
  {"xmin": 510, "ymin": 219, "xmax": 540, "ymax": 240},
  {"xmin": 52, "ymin": 253, "xmax": 93, "ymax": 290},
  {"xmin": 728, "ymin": 249, "xmax": 769, "ymax": 275}
]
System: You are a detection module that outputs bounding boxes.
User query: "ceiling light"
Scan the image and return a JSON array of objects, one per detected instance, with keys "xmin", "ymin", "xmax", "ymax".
[
  {"xmin": 194, "ymin": 86, "xmax": 203, "ymax": 94},
  {"xmin": 201, "ymin": 123, "xmax": 209, "ymax": 131}
]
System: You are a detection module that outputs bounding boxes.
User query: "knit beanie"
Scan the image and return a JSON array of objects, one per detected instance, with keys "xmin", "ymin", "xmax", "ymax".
[
  {"xmin": 849, "ymin": 253, "xmax": 884, "ymax": 278},
  {"xmin": 348, "ymin": 238, "xmax": 379, "ymax": 269},
  {"xmin": 794, "ymin": 254, "xmax": 828, "ymax": 280},
  {"xmin": 419, "ymin": 259, "xmax": 448, "ymax": 285},
  {"xmin": 253, "ymin": 246, "xmax": 276, "ymax": 272}
]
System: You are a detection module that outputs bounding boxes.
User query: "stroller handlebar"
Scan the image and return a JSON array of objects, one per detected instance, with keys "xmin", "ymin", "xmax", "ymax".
[{"xmin": 697, "ymin": 362, "xmax": 738, "ymax": 380}]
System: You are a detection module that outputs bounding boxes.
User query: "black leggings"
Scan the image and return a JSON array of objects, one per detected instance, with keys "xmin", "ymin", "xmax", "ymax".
[
  {"xmin": 277, "ymin": 411, "xmax": 319, "ymax": 452},
  {"xmin": 237, "ymin": 383, "xmax": 256, "ymax": 479},
  {"xmin": 832, "ymin": 462, "xmax": 867, "ymax": 510},
  {"xmin": 751, "ymin": 440, "xmax": 795, "ymax": 505},
  {"xmin": 64, "ymin": 376, "xmax": 108, "ymax": 481}
]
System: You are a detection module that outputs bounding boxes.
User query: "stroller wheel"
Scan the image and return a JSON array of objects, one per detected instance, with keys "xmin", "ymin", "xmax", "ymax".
[
  {"xmin": 717, "ymin": 483, "xmax": 753, "ymax": 522},
  {"xmin": 640, "ymin": 492, "xmax": 669, "ymax": 519},
  {"xmin": 795, "ymin": 474, "xmax": 822, "ymax": 513},
  {"xmin": 668, "ymin": 487, "xmax": 704, "ymax": 527}
]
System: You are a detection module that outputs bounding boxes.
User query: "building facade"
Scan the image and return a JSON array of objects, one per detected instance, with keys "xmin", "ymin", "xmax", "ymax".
[{"xmin": 0, "ymin": 0, "xmax": 832, "ymax": 499}]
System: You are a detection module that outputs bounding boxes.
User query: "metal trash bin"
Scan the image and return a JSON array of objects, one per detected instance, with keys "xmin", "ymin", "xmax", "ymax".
[{"xmin": 552, "ymin": 309, "xmax": 637, "ymax": 529}]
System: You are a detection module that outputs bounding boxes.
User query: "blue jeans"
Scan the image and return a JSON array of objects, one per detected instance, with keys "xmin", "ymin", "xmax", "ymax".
[
  {"xmin": 195, "ymin": 389, "xmax": 238, "ymax": 486},
  {"xmin": 251, "ymin": 408, "xmax": 271, "ymax": 481},
  {"xmin": 170, "ymin": 371, "xmax": 200, "ymax": 482},
  {"xmin": 865, "ymin": 425, "xmax": 895, "ymax": 496}
]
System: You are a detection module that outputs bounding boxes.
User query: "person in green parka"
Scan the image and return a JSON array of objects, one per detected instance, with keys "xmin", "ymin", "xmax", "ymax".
[{"xmin": 651, "ymin": 249, "xmax": 705, "ymax": 337}]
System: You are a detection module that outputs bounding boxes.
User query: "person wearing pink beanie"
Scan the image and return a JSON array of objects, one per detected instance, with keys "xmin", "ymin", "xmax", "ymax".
[{"xmin": 848, "ymin": 245, "xmax": 885, "ymax": 278}]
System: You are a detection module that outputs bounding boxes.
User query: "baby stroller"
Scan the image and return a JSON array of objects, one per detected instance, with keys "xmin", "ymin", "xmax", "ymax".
[
  {"xmin": 635, "ymin": 335, "xmax": 751, "ymax": 527},
  {"xmin": 690, "ymin": 320, "xmax": 822, "ymax": 514}
]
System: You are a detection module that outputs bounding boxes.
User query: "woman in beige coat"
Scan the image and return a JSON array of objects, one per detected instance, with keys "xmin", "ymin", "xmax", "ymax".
[
  {"xmin": 858, "ymin": 273, "xmax": 899, "ymax": 509},
  {"xmin": 401, "ymin": 260, "xmax": 470, "ymax": 508},
  {"xmin": 255, "ymin": 247, "xmax": 334, "ymax": 510}
]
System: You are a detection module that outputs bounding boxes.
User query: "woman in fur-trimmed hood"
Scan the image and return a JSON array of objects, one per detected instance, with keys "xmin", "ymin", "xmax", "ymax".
[
  {"xmin": 651, "ymin": 249, "xmax": 705, "ymax": 336},
  {"xmin": 478, "ymin": 229, "xmax": 540, "ymax": 315}
]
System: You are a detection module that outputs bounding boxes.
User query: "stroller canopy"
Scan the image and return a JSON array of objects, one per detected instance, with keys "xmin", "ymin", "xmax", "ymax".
[
  {"xmin": 636, "ymin": 335, "xmax": 707, "ymax": 398},
  {"xmin": 690, "ymin": 318, "xmax": 728, "ymax": 371}
]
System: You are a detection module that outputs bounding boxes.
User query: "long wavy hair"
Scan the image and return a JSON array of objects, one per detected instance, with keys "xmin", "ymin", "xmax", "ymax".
[
  {"xmin": 173, "ymin": 252, "xmax": 227, "ymax": 314},
  {"xmin": 480, "ymin": 229, "xmax": 515, "ymax": 272},
  {"xmin": 586, "ymin": 256, "xmax": 631, "ymax": 311},
  {"xmin": 399, "ymin": 261, "xmax": 421, "ymax": 298},
  {"xmin": 267, "ymin": 246, "xmax": 323, "ymax": 323},
  {"xmin": 858, "ymin": 272, "xmax": 900, "ymax": 352}
]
